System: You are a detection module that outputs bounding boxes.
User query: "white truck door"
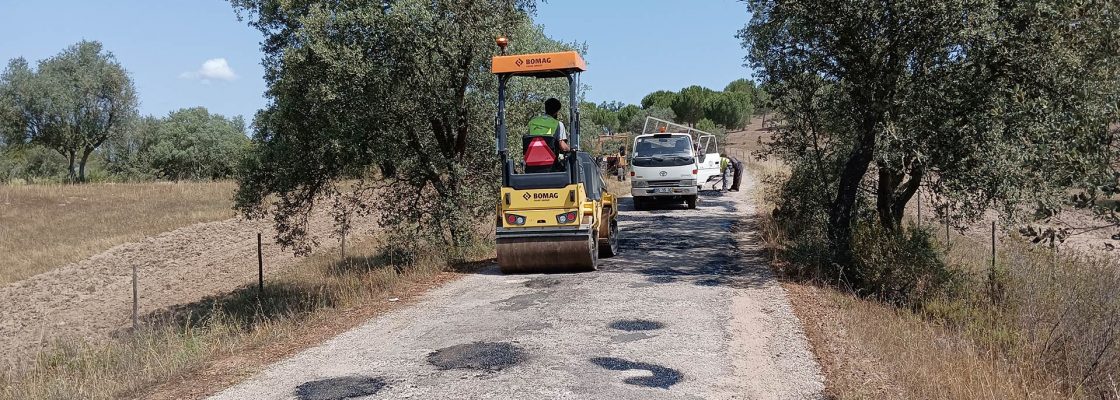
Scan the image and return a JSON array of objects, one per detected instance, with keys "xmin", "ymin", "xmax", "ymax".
[{"xmin": 695, "ymin": 134, "xmax": 721, "ymax": 189}]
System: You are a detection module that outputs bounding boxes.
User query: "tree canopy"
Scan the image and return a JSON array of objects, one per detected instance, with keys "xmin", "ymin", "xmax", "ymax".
[
  {"xmin": 108, "ymin": 108, "xmax": 250, "ymax": 181},
  {"xmin": 0, "ymin": 41, "xmax": 137, "ymax": 182},
  {"xmin": 640, "ymin": 90, "xmax": 677, "ymax": 110},
  {"xmin": 742, "ymin": 0, "xmax": 1120, "ymax": 273},
  {"xmin": 231, "ymin": 0, "xmax": 593, "ymax": 254}
]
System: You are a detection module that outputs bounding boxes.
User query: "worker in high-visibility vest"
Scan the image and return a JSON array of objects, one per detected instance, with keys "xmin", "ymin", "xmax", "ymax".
[
  {"xmin": 719, "ymin": 154, "xmax": 731, "ymax": 192},
  {"xmin": 526, "ymin": 98, "xmax": 571, "ymax": 153}
]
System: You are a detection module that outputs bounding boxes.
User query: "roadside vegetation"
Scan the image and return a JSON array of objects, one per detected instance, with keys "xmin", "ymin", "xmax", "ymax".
[
  {"xmin": 0, "ymin": 181, "xmax": 236, "ymax": 284},
  {"xmin": 0, "ymin": 233, "xmax": 479, "ymax": 400},
  {"xmin": 740, "ymin": 0, "xmax": 1120, "ymax": 397}
]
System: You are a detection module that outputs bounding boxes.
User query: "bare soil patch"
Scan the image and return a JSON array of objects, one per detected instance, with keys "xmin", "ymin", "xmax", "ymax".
[
  {"xmin": 0, "ymin": 208, "xmax": 376, "ymax": 365},
  {"xmin": 0, "ymin": 182, "xmax": 238, "ymax": 284}
]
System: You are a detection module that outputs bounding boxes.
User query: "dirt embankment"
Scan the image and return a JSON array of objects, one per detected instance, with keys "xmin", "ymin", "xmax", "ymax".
[{"xmin": 0, "ymin": 211, "xmax": 377, "ymax": 366}]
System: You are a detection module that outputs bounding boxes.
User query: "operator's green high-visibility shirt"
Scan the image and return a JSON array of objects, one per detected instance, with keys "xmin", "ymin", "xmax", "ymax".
[
  {"xmin": 720, "ymin": 157, "xmax": 730, "ymax": 173},
  {"xmin": 528, "ymin": 115, "xmax": 560, "ymax": 137}
]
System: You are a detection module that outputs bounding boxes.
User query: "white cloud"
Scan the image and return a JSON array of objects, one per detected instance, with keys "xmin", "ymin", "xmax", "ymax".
[{"xmin": 180, "ymin": 58, "xmax": 237, "ymax": 83}]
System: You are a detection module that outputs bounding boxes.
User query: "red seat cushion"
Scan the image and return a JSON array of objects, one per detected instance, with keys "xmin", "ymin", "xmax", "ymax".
[{"xmin": 524, "ymin": 137, "xmax": 557, "ymax": 167}]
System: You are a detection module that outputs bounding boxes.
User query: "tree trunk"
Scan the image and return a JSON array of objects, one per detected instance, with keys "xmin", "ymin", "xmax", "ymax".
[
  {"xmin": 876, "ymin": 163, "xmax": 924, "ymax": 232},
  {"xmin": 877, "ymin": 166, "xmax": 903, "ymax": 232},
  {"xmin": 78, "ymin": 148, "xmax": 94, "ymax": 183},
  {"xmin": 827, "ymin": 117, "xmax": 877, "ymax": 271},
  {"xmin": 66, "ymin": 150, "xmax": 78, "ymax": 183}
]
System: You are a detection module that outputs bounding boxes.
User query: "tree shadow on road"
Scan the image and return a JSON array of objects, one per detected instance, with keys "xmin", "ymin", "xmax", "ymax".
[{"xmin": 600, "ymin": 197, "xmax": 774, "ymax": 289}]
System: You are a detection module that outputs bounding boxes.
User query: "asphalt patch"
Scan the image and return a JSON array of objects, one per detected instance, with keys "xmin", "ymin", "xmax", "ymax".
[
  {"xmin": 295, "ymin": 375, "xmax": 386, "ymax": 400},
  {"xmin": 590, "ymin": 357, "xmax": 683, "ymax": 389},
  {"xmin": 609, "ymin": 319, "xmax": 665, "ymax": 331},
  {"xmin": 494, "ymin": 292, "xmax": 548, "ymax": 311},
  {"xmin": 524, "ymin": 278, "xmax": 561, "ymax": 289},
  {"xmin": 427, "ymin": 342, "xmax": 526, "ymax": 371}
]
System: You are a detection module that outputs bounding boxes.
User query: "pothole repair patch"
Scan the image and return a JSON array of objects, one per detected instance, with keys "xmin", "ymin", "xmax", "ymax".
[
  {"xmin": 427, "ymin": 342, "xmax": 526, "ymax": 371},
  {"xmin": 590, "ymin": 357, "xmax": 683, "ymax": 389},
  {"xmin": 609, "ymin": 319, "xmax": 665, "ymax": 331},
  {"xmin": 295, "ymin": 375, "xmax": 386, "ymax": 400},
  {"xmin": 524, "ymin": 278, "xmax": 562, "ymax": 289}
]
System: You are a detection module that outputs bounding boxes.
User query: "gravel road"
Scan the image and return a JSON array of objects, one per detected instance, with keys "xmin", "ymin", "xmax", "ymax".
[{"xmin": 211, "ymin": 172, "xmax": 824, "ymax": 399}]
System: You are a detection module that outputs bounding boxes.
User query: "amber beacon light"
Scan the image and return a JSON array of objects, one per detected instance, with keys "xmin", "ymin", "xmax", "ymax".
[{"xmin": 496, "ymin": 36, "xmax": 509, "ymax": 54}]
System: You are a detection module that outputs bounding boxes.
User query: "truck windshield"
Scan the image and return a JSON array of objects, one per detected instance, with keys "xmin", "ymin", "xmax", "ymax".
[{"xmin": 632, "ymin": 135, "xmax": 694, "ymax": 167}]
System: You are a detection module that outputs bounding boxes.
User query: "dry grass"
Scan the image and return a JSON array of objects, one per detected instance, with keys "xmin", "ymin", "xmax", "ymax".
[
  {"xmin": 786, "ymin": 282, "xmax": 1065, "ymax": 399},
  {"xmin": 0, "ymin": 182, "xmax": 237, "ymax": 284},
  {"xmin": 0, "ymin": 233, "xmax": 468, "ymax": 400},
  {"xmin": 603, "ymin": 175, "xmax": 631, "ymax": 198},
  {"xmin": 736, "ymin": 120, "xmax": 1119, "ymax": 399}
]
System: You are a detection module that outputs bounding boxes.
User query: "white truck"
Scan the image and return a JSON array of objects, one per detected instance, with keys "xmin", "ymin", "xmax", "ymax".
[{"xmin": 629, "ymin": 117, "xmax": 721, "ymax": 210}]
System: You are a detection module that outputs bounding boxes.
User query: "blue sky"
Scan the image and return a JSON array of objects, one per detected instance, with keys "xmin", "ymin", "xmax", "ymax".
[{"xmin": 0, "ymin": 1, "xmax": 753, "ymax": 120}]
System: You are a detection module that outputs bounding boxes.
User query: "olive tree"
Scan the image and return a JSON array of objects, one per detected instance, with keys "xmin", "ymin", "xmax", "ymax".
[
  {"xmin": 742, "ymin": 0, "xmax": 1120, "ymax": 268},
  {"xmin": 231, "ymin": 0, "xmax": 584, "ymax": 255},
  {"xmin": 0, "ymin": 41, "xmax": 137, "ymax": 182}
]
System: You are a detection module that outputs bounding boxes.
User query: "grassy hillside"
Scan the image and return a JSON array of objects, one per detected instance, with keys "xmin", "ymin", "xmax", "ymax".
[{"xmin": 0, "ymin": 182, "xmax": 237, "ymax": 284}]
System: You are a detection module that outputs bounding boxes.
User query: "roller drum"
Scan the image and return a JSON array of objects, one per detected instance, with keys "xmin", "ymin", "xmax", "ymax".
[{"xmin": 497, "ymin": 233, "xmax": 596, "ymax": 273}]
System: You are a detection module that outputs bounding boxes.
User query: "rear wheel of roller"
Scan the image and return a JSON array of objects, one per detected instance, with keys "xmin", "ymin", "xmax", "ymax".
[{"xmin": 598, "ymin": 219, "xmax": 619, "ymax": 258}]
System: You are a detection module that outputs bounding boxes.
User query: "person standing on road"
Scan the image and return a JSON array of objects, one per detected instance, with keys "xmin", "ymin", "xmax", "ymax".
[
  {"xmin": 730, "ymin": 156, "xmax": 744, "ymax": 192},
  {"xmin": 719, "ymin": 154, "xmax": 731, "ymax": 192},
  {"xmin": 616, "ymin": 152, "xmax": 627, "ymax": 181}
]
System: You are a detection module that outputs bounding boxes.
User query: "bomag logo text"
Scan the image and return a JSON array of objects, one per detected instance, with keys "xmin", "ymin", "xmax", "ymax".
[
  {"xmin": 532, "ymin": 193, "xmax": 559, "ymax": 200},
  {"xmin": 524, "ymin": 57, "xmax": 552, "ymax": 66}
]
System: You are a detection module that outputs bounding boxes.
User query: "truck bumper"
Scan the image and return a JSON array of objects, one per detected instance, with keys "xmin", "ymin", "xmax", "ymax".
[{"xmin": 631, "ymin": 186, "xmax": 698, "ymax": 197}]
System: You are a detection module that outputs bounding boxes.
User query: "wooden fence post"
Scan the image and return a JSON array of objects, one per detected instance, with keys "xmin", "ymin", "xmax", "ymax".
[
  {"xmin": 916, "ymin": 194, "xmax": 921, "ymax": 228},
  {"xmin": 257, "ymin": 233, "xmax": 264, "ymax": 294},
  {"xmin": 132, "ymin": 264, "xmax": 138, "ymax": 330}
]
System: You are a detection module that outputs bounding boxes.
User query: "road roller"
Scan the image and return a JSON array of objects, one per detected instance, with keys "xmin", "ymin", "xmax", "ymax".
[{"xmin": 491, "ymin": 39, "xmax": 620, "ymax": 274}]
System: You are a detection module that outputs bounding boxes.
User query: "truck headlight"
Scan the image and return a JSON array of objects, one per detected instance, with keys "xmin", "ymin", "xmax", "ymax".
[{"xmin": 632, "ymin": 180, "xmax": 648, "ymax": 188}]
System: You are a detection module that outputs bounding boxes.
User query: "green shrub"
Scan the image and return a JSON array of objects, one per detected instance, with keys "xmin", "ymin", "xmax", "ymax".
[{"xmin": 850, "ymin": 224, "xmax": 961, "ymax": 306}]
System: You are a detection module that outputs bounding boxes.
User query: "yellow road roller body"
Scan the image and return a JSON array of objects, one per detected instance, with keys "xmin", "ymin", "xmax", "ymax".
[
  {"xmin": 496, "ymin": 180, "xmax": 619, "ymax": 273},
  {"xmin": 490, "ymin": 43, "xmax": 620, "ymax": 273}
]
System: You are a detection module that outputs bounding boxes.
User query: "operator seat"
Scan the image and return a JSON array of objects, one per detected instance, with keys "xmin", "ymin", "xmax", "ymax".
[{"xmin": 523, "ymin": 135, "xmax": 565, "ymax": 173}]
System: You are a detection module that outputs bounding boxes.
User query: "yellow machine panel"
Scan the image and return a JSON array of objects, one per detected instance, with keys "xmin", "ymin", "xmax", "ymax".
[
  {"xmin": 501, "ymin": 184, "xmax": 584, "ymax": 210},
  {"xmin": 501, "ymin": 208, "xmax": 581, "ymax": 228}
]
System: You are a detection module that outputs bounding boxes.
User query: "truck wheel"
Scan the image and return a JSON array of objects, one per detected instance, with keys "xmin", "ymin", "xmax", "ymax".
[{"xmin": 686, "ymin": 195, "xmax": 697, "ymax": 209}]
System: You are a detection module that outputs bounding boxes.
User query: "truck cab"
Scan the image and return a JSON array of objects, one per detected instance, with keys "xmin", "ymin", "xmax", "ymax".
[{"xmin": 630, "ymin": 133, "xmax": 700, "ymax": 209}]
